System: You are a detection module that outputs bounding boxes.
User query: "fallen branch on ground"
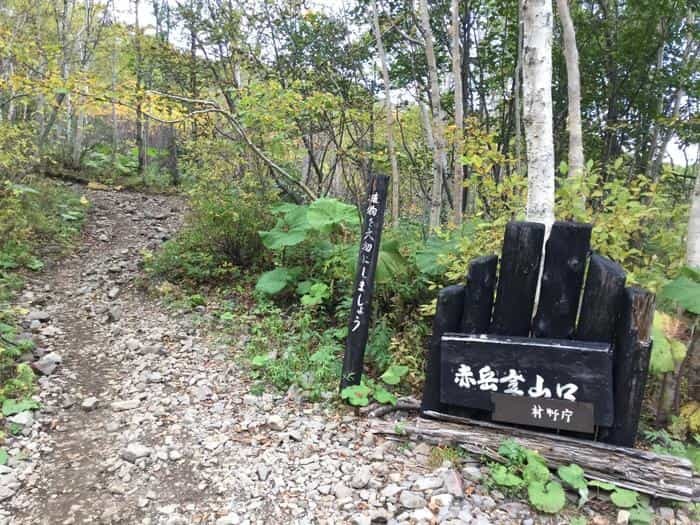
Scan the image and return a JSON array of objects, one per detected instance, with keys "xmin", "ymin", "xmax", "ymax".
[
  {"xmin": 360, "ymin": 397, "xmax": 421, "ymax": 418},
  {"xmin": 371, "ymin": 412, "xmax": 697, "ymax": 502}
]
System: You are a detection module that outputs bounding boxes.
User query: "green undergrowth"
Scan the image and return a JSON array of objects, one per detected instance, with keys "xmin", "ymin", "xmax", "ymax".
[
  {"xmin": 643, "ymin": 428, "xmax": 700, "ymax": 471},
  {"xmin": 0, "ymin": 175, "xmax": 86, "ymax": 435},
  {"xmin": 0, "ymin": 176, "xmax": 86, "ymax": 300},
  {"xmin": 488, "ymin": 440, "xmax": 657, "ymax": 523},
  {"xmin": 244, "ymin": 302, "xmax": 344, "ymax": 399}
]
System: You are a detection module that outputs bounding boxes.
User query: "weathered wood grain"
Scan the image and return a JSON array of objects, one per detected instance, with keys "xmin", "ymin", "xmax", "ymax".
[
  {"xmin": 577, "ymin": 254, "xmax": 626, "ymax": 343},
  {"xmin": 421, "ymin": 285, "xmax": 465, "ymax": 414},
  {"xmin": 491, "ymin": 222, "xmax": 545, "ymax": 336},
  {"xmin": 460, "ymin": 255, "xmax": 498, "ymax": 333},
  {"xmin": 533, "ymin": 221, "xmax": 592, "ymax": 338},
  {"xmin": 602, "ymin": 286, "xmax": 655, "ymax": 447},
  {"xmin": 372, "ymin": 414, "xmax": 696, "ymax": 502}
]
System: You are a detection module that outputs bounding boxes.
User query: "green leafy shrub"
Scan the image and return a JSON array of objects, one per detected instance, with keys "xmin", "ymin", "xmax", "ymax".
[
  {"xmin": 557, "ymin": 168, "xmax": 687, "ymax": 290},
  {"xmin": 148, "ymin": 139, "xmax": 277, "ymax": 283},
  {"xmin": 489, "ymin": 440, "xmax": 654, "ymax": 518}
]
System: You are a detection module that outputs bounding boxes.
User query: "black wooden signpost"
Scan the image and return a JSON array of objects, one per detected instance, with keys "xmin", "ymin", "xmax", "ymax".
[
  {"xmin": 340, "ymin": 174, "xmax": 389, "ymax": 389},
  {"xmin": 421, "ymin": 220, "xmax": 655, "ymax": 447}
]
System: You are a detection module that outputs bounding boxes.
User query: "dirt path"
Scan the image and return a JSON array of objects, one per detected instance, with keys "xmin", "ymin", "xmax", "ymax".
[{"xmin": 0, "ymin": 188, "xmax": 682, "ymax": 525}]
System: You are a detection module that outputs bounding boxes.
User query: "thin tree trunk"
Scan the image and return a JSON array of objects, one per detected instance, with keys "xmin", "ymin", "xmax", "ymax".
[
  {"xmin": 418, "ymin": 0, "xmax": 447, "ymax": 230},
  {"xmin": 70, "ymin": 0, "xmax": 92, "ymax": 169},
  {"xmin": 134, "ymin": 0, "xmax": 146, "ymax": 179},
  {"xmin": 555, "ymin": 0, "xmax": 584, "ymax": 178},
  {"xmin": 451, "ymin": 0, "xmax": 464, "ymax": 225},
  {"xmin": 648, "ymin": 11, "xmax": 696, "ymax": 181},
  {"xmin": 71, "ymin": 105, "xmax": 85, "ymax": 167},
  {"xmin": 371, "ymin": 0, "xmax": 400, "ymax": 225},
  {"xmin": 686, "ymin": 322, "xmax": 700, "ymax": 403},
  {"xmin": 111, "ymin": 30, "xmax": 118, "ymax": 165},
  {"xmin": 6, "ymin": 62, "xmax": 15, "ymax": 122},
  {"xmin": 688, "ymin": 158, "xmax": 700, "ymax": 268},
  {"xmin": 645, "ymin": 21, "xmax": 667, "ymax": 180},
  {"xmin": 522, "ymin": 0, "xmax": 555, "ymax": 227},
  {"xmin": 419, "ymin": 100, "xmax": 436, "ymax": 222},
  {"xmin": 514, "ymin": 0, "xmax": 524, "ymax": 177},
  {"xmin": 189, "ymin": 5, "xmax": 198, "ymax": 139}
]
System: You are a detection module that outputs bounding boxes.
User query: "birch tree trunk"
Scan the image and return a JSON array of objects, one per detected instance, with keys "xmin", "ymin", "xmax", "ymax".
[
  {"xmin": 687, "ymin": 160, "xmax": 700, "ymax": 269},
  {"xmin": 686, "ymin": 158, "xmax": 700, "ymax": 402},
  {"xmin": 555, "ymin": 0, "xmax": 584, "ymax": 178},
  {"xmin": 450, "ymin": 0, "xmax": 464, "ymax": 225},
  {"xmin": 514, "ymin": 0, "xmax": 524, "ymax": 176},
  {"xmin": 648, "ymin": 11, "xmax": 696, "ymax": 181},
  {"xmin": 371, "ymin": 0, "xmax": 401, "ymax": 225},
  {"xmin": 418, "ymin": 0, "xmax": 448, "ymax": 230},
  {"xmin": 522, "ymin": 0, "xmax": 555, "ymax": 227}
]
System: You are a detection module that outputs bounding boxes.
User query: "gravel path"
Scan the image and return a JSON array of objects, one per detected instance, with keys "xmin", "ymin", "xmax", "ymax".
[{"xmin": 0, "ymin": 189, "xmax": 689, "ymax": 525}]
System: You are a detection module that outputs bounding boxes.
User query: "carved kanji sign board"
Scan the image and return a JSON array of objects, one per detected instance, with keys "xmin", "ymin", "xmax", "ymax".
[{"xmin": 439, "ymin": 334, "xmax": 614, "ymax": 428}]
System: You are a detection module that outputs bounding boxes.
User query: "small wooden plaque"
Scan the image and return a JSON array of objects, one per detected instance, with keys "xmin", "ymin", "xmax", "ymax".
[{"xmin": 491, "ymin": 393, "xmax": 595, "ymax": 433}]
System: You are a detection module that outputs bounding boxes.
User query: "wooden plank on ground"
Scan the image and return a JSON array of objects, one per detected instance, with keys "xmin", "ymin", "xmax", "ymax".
[
  {"xmin": 491, "ymin": 222, "xmax": 545, "ymax": 336},
  {"xmin": 577, "ymin": 254, "xmax": 626, "ymax": 342},
  {"xmin": 372, "ymin": 413, "xmax": 696, "ymax": 502},
  {"xmin": 533, "ymin": 221, "xmax": 592, "ymax": 338},
  {"xmin": 460, "ymin": 255, "xmax": 498, "ymax": 334}
]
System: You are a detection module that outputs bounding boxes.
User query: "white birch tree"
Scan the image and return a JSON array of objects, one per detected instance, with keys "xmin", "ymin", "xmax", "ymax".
[
  {"xmin": 418, "ymin": 0, "xmax": 448, "ymax": 230},
  {"xmin": 688, "ymin": 161, "xmax": 700, "ymax": 269},
  {"xmin": 522, "ymin": 0, "xmax": 555, "ymax": 227},
  {"xmin": 555, "ymin": 0, "xmax": 584, "ymax": 178},
  {"xmin": 450, "ymin": 0, "xmax": 464, "ymax": 225},
  {"xmin": 371, "ymin": 0, "xmax": 400, "ymax": 225}
]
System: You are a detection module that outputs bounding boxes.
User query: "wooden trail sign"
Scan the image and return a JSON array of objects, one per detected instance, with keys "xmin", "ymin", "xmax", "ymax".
[
  {"xmin": 440, "ymin": 334, "xmax": 614, "ymax": 428},
  {"xmin": 340, "ymin": 175, "xmax": 389, "ymax": 389},
  {"xmin": 422, "ymin": 221, "xmax": 656, "ymax": 447}
]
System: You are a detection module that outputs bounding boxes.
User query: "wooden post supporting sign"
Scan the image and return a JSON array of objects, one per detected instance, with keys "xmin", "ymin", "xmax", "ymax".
[{"xmin": 340, "ymin": 175, "xmax": 389, "ymax": 390}]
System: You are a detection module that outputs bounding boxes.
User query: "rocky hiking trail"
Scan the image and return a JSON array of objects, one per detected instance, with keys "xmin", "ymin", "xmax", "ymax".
[{"xmin": 0, "ymin": 188, "xmax": 689, "ymax": 525}]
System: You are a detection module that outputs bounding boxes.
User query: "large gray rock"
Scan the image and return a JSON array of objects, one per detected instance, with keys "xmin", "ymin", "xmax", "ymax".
[
  {"xmin": 266, "ymin": 414, "xmax": 286, "ymax": 431},
  {"xmin": 350, "ymin": 466, "xmax": 371, "ymax": 489},
  {"xmin": 333, "ymin": 481, "xmax": 353, "ymax": 499},
  {"xmin": 442, "ymin": 469, "xmax": 464, "ymax": 498},
  {"xmin": 8, "ymin": 411, "xmax": 34, "ymax": 426},
  {"xmin": 81, "ymin": 397, "xmax": 98, "ymax": 411},
  {"xmin": 111, "ymin": 399, "xmax": 140, "ymax": 411},
  {"xmin": 33, "ymin": 352, "xmax": 62, "ymax": 375},
  {"xmin": 413, "ymin": 476, "xmax": 443, "ymax": 491},
  {"xmin": 399, "ymin": 490, "xmax": 426, "ymax": 509},
  {"xmin": 27, "ymin": 310, "xmax": 50, "ymax": 322},
  {"xmin": 121, "ymin": 443, "xmax": 152, "ymax": 463}
]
